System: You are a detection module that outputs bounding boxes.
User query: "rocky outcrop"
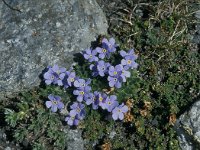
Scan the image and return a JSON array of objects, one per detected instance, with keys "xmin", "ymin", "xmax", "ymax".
[
  {"xmin": 0, "ymin": 0, "xmax": 108, "ymax": 100},
  {"xmin": 174, "ymin": 100, "xmax": 200, "ymax": 150}
]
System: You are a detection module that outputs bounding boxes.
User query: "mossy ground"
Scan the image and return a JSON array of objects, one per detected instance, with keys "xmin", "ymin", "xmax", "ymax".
[{"xmin": 1, "ymin": 0, "xmax": 200, "ymax": 149}]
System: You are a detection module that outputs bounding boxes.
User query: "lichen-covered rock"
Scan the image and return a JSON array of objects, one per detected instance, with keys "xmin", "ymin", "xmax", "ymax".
[
  {"xmin": 64, "ymin": 129, "xmax": 84, "ymax": 150},
  {"xmin": 0, "ymin": 0, "xmax": 108, "ymax": 100},
  {"xmin": 174, "ymin": 100, "xmax": 200, "ymax": 150}
]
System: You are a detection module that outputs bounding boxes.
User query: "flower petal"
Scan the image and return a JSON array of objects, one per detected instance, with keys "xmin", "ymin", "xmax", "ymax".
[
  {"xmin": 74, "ymin": 80, "xmax": 80, "ymax": 87},
  {"xmin": 112, "ymin": 113, "xmax": 118, "ymax": 120},
  {"xmin": 118, "ymin": 113, "xmax": 124, "ymax": 120},
  {"xmin": 46, "ymin": 101, "xmax": 52, "ymax": 108},
  {"xmin": 45, "ymin": 80, "xmax": 52, "ymax": 85},
  {"xmin": 74, "ymin": 119, "xmax": 79, "ymax": 126},
  {"xmin": 51, "ymin": 105, "xmax": 58, "ymax": 112},
  {"xmin": 58, "ymin": 102, "xmax": 64, "ymax": 109},
  {"xmin": 68, "ymin": 119, "xmax": 73, "ymax": 126},
  {"xmin": 48, "ymin": 94, "xmax": 54, "ymax": 101}
]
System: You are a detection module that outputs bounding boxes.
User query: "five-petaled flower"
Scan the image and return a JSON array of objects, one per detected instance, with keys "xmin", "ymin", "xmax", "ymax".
[
  {"xmin": 120, "ymin": 49, "xmax": 138, "ymax": 69},
  {"xmin": 69, "ymin": 102, "xmax": 86, "ymax": 120},
  {"xmin": 112, "ymin": 103, "xmax": 128, "ymax": 120},
  {"xmin": 74, "ymin": 79, "xmax": 91, "ymax": 88},
  {"xmin": 83, "ymin": 48, "xmax": 99, "ymax": 62},
  {"xmin": 43, "ymin": 65, "xmax": 66, "ymax": 85},
  {"xmin": 84, "ymin": 91, "xmax": 100, "ymax": 110},
  {"xmin": 90, "ymin": 60, "xmax": 110, "ymax": 77},
  {"xmin": 46, "ymin": 94, "xmax": 64, "ymax": 112},
  {"xmin": 102, "ymin": 95, "xmax": 119, "ymax": 112},
  {"xmin": 102, "ymin": 37, "xmax": 117, "ymax": 53},
  {"xmin": 61, "ymin": 71, "xmax": 77, "ymax": 88},
  {"xmin": 73, "ymin": 86, "xmax": 91, "ymax": 102},
  {"xmin": 95, "ymin": 37, "xmax": 117, "ymax": 59},
  {"xmin": 96, "ymin": 92, "xmax": 108, "ymax": 109},
  {"xmin": 121, "ymin": 55, "xmax": 138, "ymax": 69},
  {"xmin": 65, "ymin": 111, "xmax": 80, "ymax": 126},
  {"xmin": 107, "ymin": 75, "xmax": 123, "ymax": 88}
]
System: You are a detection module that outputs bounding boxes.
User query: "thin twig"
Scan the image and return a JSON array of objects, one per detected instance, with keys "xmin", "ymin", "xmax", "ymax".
[{"xmin": 168, "ymin": 20, "xmax": 180, "ymax": 42}]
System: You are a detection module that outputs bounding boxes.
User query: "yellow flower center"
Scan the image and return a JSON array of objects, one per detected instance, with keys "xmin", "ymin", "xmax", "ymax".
[
  {"xmin": 76, "ymin": 108, "xmax": 81, "ymax": 112},
  {"xmin": 108, "ymin": 102, "xmax": 111, "ymax": 105},
  {"xmin": 127, "ymin": 60, "xmax": 132, "ymax": 64},
  {"xmin": 99, "ymin": 97, "xmax": 103, "ymax": 101},
  {"xmin": 80, "ymin": 91, "xmax": 84, "ymax": 95},
  {"xmin": 89, "ymin": 55, "xmax": 93, "ymax": 58},
  {"xmin": 52, "ymin": 100, "xmax": 58, "ymax": 105},
  {"xmin": 70, "ymin": 78, "xmax": 74, "ymax": 82},
  {"xmin": 102, "ymin": 49, "xmax": 107, "ymax": 53},
  {"xmin": 114, "ymin": 71, "xmax": 117, "ymax": 75}
]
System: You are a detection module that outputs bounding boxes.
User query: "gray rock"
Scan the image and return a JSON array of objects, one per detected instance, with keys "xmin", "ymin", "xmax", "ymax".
[
  {"xmin": 192, "ymin": 7, "xmax": 200, "ymax": 44},
  {"xmin": 174, "ymin": 100, "xmax": 200, "ymax": 150},
  {"xmin": 64, "ymin": 128, "xmax": 84, "ymax": 150},
  {"xmin": 195, "ymin": 10, "xmax": 200, "ymax": 19},
  {"xmin": 0, "ymin": 0, "xmax": 108, "ymax": 100}
]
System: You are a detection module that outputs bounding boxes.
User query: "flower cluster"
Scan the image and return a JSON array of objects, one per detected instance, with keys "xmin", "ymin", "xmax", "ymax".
[
  {"xmin": 65, "ymin": 102, "xmax": 86, "ymax": 126},
  {"xmin": 44, "ymin": 66, "xmax": 89, "ymax": 126},
  {"xmin": 82, "ymin": 38, "xmax": 138, "ymax": 89},
  {"xmin": 43, "ymin": 37, "xmax": 138, "ymax": 126}
]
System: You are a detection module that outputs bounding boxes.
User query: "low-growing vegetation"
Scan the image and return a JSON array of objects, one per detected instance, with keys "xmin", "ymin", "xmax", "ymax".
[{"xmin": 1, "ymin": 0, "xmax": 199, "ymax": 149}]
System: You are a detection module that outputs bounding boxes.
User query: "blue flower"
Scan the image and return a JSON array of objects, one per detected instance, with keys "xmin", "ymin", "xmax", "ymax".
[
  {"xmin": 74, "ymin": 79, "xmax": 91, "ymax": 88},
  {"xmin": 84, "ymin": 92, "xmax": 95, "ymax": 105},
  {"xmin": 95, "ymin": 47, "xmax": 110, "ymax": 59},
  {"xmin": 96, "ymin": 92, "xmax": 108, "ymax": 109},
  {"xmin": 107, "ymin": 65, "xmax": 124, "ymax": 88},
  {"xmin": 43, "ymin": 65, "xmax": 66, "ymax": 85},
  {"xmin": 90, "ymin": 60, "xmax": 110, "ymax": 77},
  {"xmin": 102, "ymin": 95, "xmax": 119, "ymax": 112},
  {"xmin": 120, "ymin": 49, "xmax": 138, "ymax": 69},
  {"xmin": 61, "ymin": 71, "xmax": 77, "ymax": 88},
  {"xmin": 95, "ymin": 38, "xmax": 117, "ymax": 59},
  {"xmin": 107, "ymin": 76, "xmax": 123, "ymax": 88},
  {"xmin": 45, "ymin": 94, "xmax": 64, "ymax": 112},
  {"xmin": 108, "ymin": 64, "xmax": 123, "ymax": 77},
  {"xmin": 65, "ymin": 111, "xmax": 79, "ymax": 126},
  {"xmin": 102, "ymin": 37, "xmax": 117, "ymax": 53},
  {"xmin": 73, "ymin": 86, "xmax": 91, "ymax": 102},
  {"xmin": 83, "ymin": 48, "xmax": 99, "ymax": 62},
  {"xmin": 84, "ymin": 91, "xmax": 101, "ymax": 110},
  {"xmin": 121, "ymin": 55, "xmax": 138, "ymax": 69},
  {"xmin": 120, "ymin": 49, "xmax": 138, "ymax": 58},
  {"xmin": 121, "ymin": 67, "xmax": 131, "ymax": 82},
  {"xmin": 112, "ymin": 103, "xmax": 128, "ymax": 120},
  {"xmin": 69, "ymin": 102, "xmax": 86, "ymax": 120}
]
